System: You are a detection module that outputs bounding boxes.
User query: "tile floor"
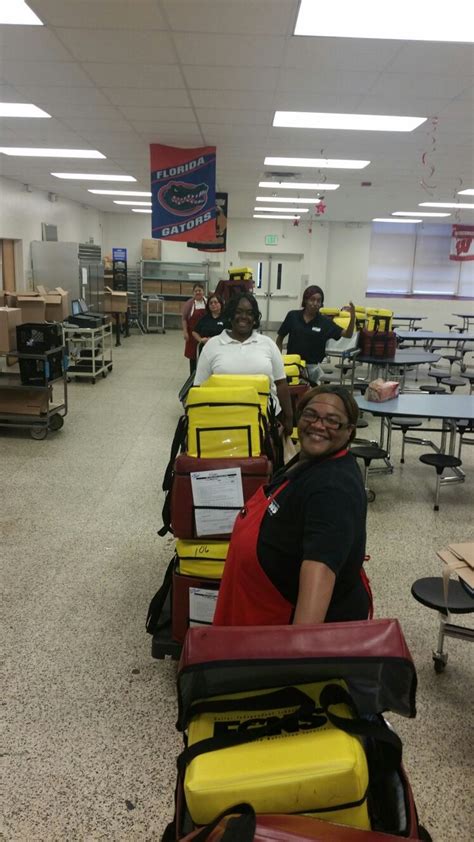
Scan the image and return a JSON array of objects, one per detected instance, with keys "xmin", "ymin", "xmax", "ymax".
[{"xmin": 1, "ymin": 332, "xmax": 473, "ymax": 841}]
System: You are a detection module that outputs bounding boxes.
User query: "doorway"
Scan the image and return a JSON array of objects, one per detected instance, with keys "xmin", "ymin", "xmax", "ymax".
[
  {"xmin": 0, "ymin": 240, "xmax": 17, "ymax": 291},
  {"xmin": 238, "ymin": 251, "xmax": 303, "ymax": 330}
]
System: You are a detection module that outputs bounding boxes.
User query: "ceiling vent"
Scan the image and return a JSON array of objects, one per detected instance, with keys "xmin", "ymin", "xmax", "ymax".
[{"xmin": 264, "ymin": 171, "xmax": 302, "ymax": 179}]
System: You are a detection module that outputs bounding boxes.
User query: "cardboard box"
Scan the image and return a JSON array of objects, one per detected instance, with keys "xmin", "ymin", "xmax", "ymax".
[
  {"xmin": 36, "ymin": 286, "xmax": 70, "ymax": 322},
  {"xmin": 143, "ymin": 280, "xmax": 162, "ymax": 294},
  {"xmin": 181, "ymin": 282, "xmax": 196, "ymax": 297},
  {"xmin": 161, "ymin": 281, "xmax": 180, "ymax": 295},
  {"xmin": 0, "ymin": 290, "xmax": 17, "ymax": 307},
  {"xmin": 165, "ymin": 299, "xmax": 183, "ymax": 315},
  {"xmin": 142, "ymin": 239, "xmax": 161, "ymax": 260},
  {"xmin": 103, "ymin": 286, "xmax": 128, "ymax": 313},
  {"xmin": 0, "ymin": 387, "xmax": 49, "ymax": 416},
  {"xmin": 15, "ymin": 294, "xmax": 46, "ymax": 324},
  {"xmin": 0, "ymin": 307, "xmax": 23, "ymax": 354}
]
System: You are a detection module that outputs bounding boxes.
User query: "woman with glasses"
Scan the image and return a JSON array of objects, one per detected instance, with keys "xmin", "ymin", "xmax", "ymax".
[
  {"xmin": 191, "ymin": 293, "xmax": 225, "ymax": 345},
  {"xmin": 213, "ymin": 384, "xmax": 372, "ymax": 626},
  {"xmin": 194, "ymin": 293, "xmax": 293, "ymax": 435}
]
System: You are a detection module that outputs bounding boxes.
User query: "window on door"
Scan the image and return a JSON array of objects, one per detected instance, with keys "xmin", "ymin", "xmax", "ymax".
[
  {"xmin": 257, "ymin": 261, "xmax": 263, "ymax": 289},
  {"xmin": 276, "ymin": 263, "xmax": 283, "ymax": 290}
]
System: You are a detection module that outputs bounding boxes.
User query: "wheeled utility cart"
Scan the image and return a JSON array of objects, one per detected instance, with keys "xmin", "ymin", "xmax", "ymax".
[
  {"xmin": 142, "ymin": 295, "xmax": 166, "ymax": 333},
  {"xmin": 0, "ymin": 348, "xmax": 68, "ymax": 440},
  {"xmin": 63, "ymin": 322, "xmax": 113, "ymax": 383}
]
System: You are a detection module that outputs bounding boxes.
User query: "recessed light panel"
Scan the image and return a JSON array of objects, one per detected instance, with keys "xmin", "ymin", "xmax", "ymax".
[
  {"xmin": 393, "ymin": 211, "xmax": 451, "ymax": 217},
  {"xmin": 0, "ymin": 147, "xmax": 105, "ymax": 158},
  {"xmin": 259, "ymin": 181, "xmax": 339, "ymax": 190},
  {"xmin": 131, "ymin": 208, "xmax": 152, "ymax": 213},
  {"xmin": 458, "ymin": 189, "xmax": 474, "ymax": 196},
  {"xmin": 89, "ymin": 190, "xmax": 152, "ymax": 196},
  {"xmin": 373, "ymin": 218, "xmax": 422, "ymax": 224},
  {"xmin": 52, "ymin": 173, "xmax": 135, "ymax": 181},
  {"xmin": 0, "ymin": 103, "xmax": 50, "ymax": 118},
  {"xmin": 254, "ymin": 214, "xmax": 301, "ymax": 220},
  {"xmin": 274, "ymin": 112, "xmax": 426, "ymax": 132},
  {"xmin": 419, "ymin": 202, "xmax": 474, "ymax": 210},
  {"xmin": 114, "ymin": 200, "xmax": 152, "ymax": 206},
  {"xmin": 0, "ymin": 1, "xmax": 43, "ymax": 25},
  {"xmin": 256, "ymin": 196, "xmax": 320, "ymax": 204},
  {"xmin": 264, "ymin": 156, "xmax": 369, "ymax": 169},
  {"xmin": 295, "ymin": 0, "xmax": 474, "ymax": 43},
  {"xmin": 254, "ymin": 207, "xmax": 309, "ymax": 213}
]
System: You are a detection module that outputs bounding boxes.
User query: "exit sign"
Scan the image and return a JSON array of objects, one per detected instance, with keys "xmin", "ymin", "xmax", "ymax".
[{"xmin": 265, "ymin": 234, "xmax": 279, "ymax": 246}]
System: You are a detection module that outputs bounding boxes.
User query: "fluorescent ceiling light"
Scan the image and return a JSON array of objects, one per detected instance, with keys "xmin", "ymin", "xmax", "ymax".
[
  {"xmin": 114, "ymin": 200, "xmax": 152, "ymax": 206},
  {"xmin": 89, "ymin": 190, "xmax": 151, "ymax": 196},
  {"xmin": 254, "ymin": 214, "xmax": 301, "ymax": 220},
  {"xmin": 458, "ymin": 189, "xmax": 474, "ymax": 196},
  {"xmin": 294, "ymin": 0, "xmax": 474, "ymax": 43},
  {"xmin": 52, "ymin": 173, "xmax": 135, "ymax": 181},
  {"xmin": 419, "ymin": 201, "xmax": 474, "ymax": 210},
  {"xmin": 373, "ymin": 218, "xmax": 422, "ymax": 224},
  {"xmin": 0, "ymin": 1, "xmax": 43, "ymax": 25},
  {"xmin": 131, "ymin": 208, "xmax": 152, "ymax": 213},
  {"xmin": 0, "ymin": 103, "xmax": 50, "ymax": 118},
  {"xmin": 259, "ymin": 181, "xmax": 339, "ymax": 190},
  {"xmin": 256, "ymin": 196, "xmax": 320, "ymax": 204},
  {"xmin": 274, "ymin": 111, "xmax": 426, "ymax": 132},
  {"xmin": 264, "ymin": 156, "xmax": 369, "ymax": 169},
  {"xmin": 254, "ymin": 206, "xmax": 309, "ymax": 213},
  {"xmin": 0, "ymin": 147, "xmax": 105, "ymax": 158},
  {"xmin": 393, "ymin": 211, "xmax": 451, "ymax": 217}
]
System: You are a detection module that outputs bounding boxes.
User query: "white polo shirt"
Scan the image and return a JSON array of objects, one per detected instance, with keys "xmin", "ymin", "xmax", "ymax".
[{"xmin": 194, "ymin": 330, "xmax": 285, "ymax": 411}]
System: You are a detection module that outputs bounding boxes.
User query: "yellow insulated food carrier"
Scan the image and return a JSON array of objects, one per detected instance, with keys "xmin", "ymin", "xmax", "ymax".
[
  {"xmin": 319, "ymin": 307, "xmax": 340, "ymax": 318},
  {"xmin": 185, "ymin": 385, "xmax": 262, "ymax": 458},
  {"xmin": 183, "ymin": 679, "xmax": 370, "ymax": 829},
  {"xmin": 202, "ymin": 374, "xmax": 271, "ymax": 418},
  {"xmin": 175, "ymin": 539, "xmax": 229, "ymax": 579},
  {"xmin": 228, "ymin": 266, "xmax": 253, "ymax": 280},
  {"xmin": 366, "ymin": 308, "xmax": 393, "ymax": 332}
]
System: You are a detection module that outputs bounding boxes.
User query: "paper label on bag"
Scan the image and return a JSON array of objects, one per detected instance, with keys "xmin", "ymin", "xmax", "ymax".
[
  {"xmin": 191, "ymin": 468, "xmax": 244, "ymax": 536},
  {"xmin": 189, "ymin": 588, "xmax": 218, "ymax": 627}
]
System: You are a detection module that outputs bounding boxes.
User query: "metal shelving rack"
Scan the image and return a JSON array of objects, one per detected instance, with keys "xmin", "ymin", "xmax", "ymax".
[
  {"xmin": 0, "ymin": 348, "xmax": 68, "ymax": 440},
  {"xmin": 63, "ymin": 322, "xmax": 113, "ymax": 384},
  {"xmin": 140, "ymin": 259, "xmax": 209, "ymax": 328}
]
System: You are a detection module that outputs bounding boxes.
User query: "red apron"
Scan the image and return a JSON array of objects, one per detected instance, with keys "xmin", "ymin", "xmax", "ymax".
[
  {"xmin": 184, "ymin": 302, "xmax": 206, "ymax": 361},
  {"xmin": 213, "ymin": 449, "xmax": 373, "ymax": 626}
]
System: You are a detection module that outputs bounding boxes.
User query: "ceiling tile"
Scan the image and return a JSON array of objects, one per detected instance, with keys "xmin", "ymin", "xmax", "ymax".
[
  {"xmin": 0, "ymin": 27, "xmax": 73, "ymax": 61},
  {"xmin": 190, "ymin": 89, "xmax": 273, "ymax": 110},
  {"xmin": 55, "ymin": 29, "xmax": 176, "ymax": 63},
  {"xmin": 284, "ymin": 37, "xmax": 401, "ymax": 72},
  {"xmin": 370, "ymin": 73, "xmax": 474, "ymax": 100},
  {"xmin": 196, "ymin": 108, "xmax": 273, "ymax": 126},
  {"xmin": 14, "ymin": 85, "xmax": 112, "ymax": 107},
  {"xmin": 278, "ymin": 68, "xmax": 379, "ymax": 95},
  {"xmin": 86, "ymin": 63, "xmax": 185, "ymax": 89},
  {"xmin": 183, "ymin": 66, "xmax": 277, "ymax": 92},
  {"xmin": 101, "ymin": 88, "xmax": 191, "ymax": 107},
  {"xmin": 118, "ymin": 108, "xmax": 196, "ymax": 124},
  {"xmin": 163, "ymin": 0, "xmax": 297, "ymax": 35},
  {"xmin": 174, "ymin": 33, "xmax": 286, "ymax": 67},
  {"xmin": 0, "ymin": 84, "xmax": 22, "ymax": 101},
  {"xmin": 1, "ymin": 61, "xmax": 94, "ymax": 88},
  {"xmin": 273, "ymin": 92, "xmax": 362, "ymax": 111},
  {"xmin": 385, "ymin": 42, "xmax": 474, "ymax": 75},
  {"xmin": 31, "ymin": 0, "xmax": 166, "ymax": 29}
]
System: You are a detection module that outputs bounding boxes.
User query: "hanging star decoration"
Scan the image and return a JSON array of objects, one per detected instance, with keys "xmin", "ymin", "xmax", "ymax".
[
  {"xmin": 293, "ymin": 217, "xmax": 300, "ymax": 226},
  {"xmin": 419, "ymin": 116, "xmax": 438, "ymax": 195},
  {"xmin": 315, "ymin": 199, "xmax": 326, "ymax": 215}
]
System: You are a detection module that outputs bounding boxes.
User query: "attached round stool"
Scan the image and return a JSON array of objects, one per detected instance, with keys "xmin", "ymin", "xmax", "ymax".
[
  {"xmin": 427, "ymin": 369, "xmax": 449, "ymax": 386},
  {"xmin": 441, "ymin": 353, "xmax": 462, "ymax": 375},
  {"xmin": 418, "ymin": 453, "xmax": 462, "ymax": 510},
  {"xmin": 391, "ymin": 416, "xmax": 423, "ymax": 463},
  {"xmin": 351, "ymin": 444, "xmax": 388, "ymax": 502},
  {"xmin": 440, "ymin": 376, "xmax": 466, "ymax": 393},
  {"xmin": 419, "ymin": 384, "xmax": 447, "ymax": 395},
  {"xmin": 411, "ymin": 577, "xmax": 473, "ymax": 672},
  {"xmin": 352, "ymin": 381, "xmax": 369, "ymax": 395},
  {"xmin": 461, "ymin": 372, "xmax": 474, "ymax": 394}
]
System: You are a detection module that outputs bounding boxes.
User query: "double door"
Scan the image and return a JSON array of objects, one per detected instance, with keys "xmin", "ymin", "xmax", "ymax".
[{"xmin": 239, "ymin": 252, "xmax": 302, "ymax": 329}]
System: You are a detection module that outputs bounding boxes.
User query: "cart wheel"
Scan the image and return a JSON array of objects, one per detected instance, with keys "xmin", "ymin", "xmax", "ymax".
[
  {"xmin": 108, "ymin": 365, "xmax": 113, "ymax": 372},
  {"xmin": 433, "ymin": 653, "xmax": 447, "ymax": 673},
  {"xmin": 49, "ymin": 414, "xmax": 64, "ymax": 431},
  {"xmin": 102, "ymin": 370, "xmax": 107, "ymax": 378},
  {"xmin": 91, "ymin": 378, "xmax": 96, "ymax": 384},
  {"xmin": 30, "ymin": 426, "xmax": 47, "ymax": 440},
  {"xmin": 367, "ymin": 489, "xmax": 376, "ymax": 502}
]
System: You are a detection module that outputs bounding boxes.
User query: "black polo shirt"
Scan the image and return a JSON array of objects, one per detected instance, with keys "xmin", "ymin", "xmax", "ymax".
[
  {"xmin": 257, "ymin": 454, "xmax": 369, "ymax": 622},
  {"xmin": 278, "ymin": 310, "xmax": 342, "ymax": 363},
  {"xmin": 194, "ymin": 313, "xmax": 225, "ymax": 338}
]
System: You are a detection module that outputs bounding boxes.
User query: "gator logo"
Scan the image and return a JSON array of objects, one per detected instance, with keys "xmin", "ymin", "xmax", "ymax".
[{"xmin": 158, "ymin": 181, "xmax": 209, "ymax": 216}]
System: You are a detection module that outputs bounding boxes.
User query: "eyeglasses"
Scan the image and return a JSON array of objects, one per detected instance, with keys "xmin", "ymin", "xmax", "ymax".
[{"xmin": 300, "ymin": 408, "xmax": 351, "ymax": 431}]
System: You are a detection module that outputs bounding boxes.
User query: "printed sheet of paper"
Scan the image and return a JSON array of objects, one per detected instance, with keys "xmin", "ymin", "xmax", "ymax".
[
  {"xmin": 189, "ymin": 588, "xmax": 218, "ymax": 627},
  {"xmin": 191, "ymin": 467, "xmax": 244, "ymax": 536}
]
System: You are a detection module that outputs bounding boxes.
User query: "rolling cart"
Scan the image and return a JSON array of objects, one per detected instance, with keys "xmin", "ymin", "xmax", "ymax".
[
  {"xmin": 142, "ymin": 295, "xmax": 166, "ymax": 333},
  {"xmin": 0, "ymin": 348, "xmax": 68, "ymax": 440},
  {"xmin": 63, "ymin": 322, "xmax": 113, "ymax": 384}
]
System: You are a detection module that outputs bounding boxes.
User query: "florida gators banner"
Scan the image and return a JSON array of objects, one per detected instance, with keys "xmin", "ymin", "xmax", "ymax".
[
  {"xmin": 150, "ymin": 144, "xmax": 216, "ymax": 242},
  {"xmin": 450, "ymin": 224, "xmax": 474, "ymax": 261}
]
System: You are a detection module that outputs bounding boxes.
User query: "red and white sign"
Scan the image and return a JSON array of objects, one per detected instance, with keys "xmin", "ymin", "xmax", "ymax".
[{"xmin": 450, "ymin": 224, "xmax": 474, "ymax": 261}]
